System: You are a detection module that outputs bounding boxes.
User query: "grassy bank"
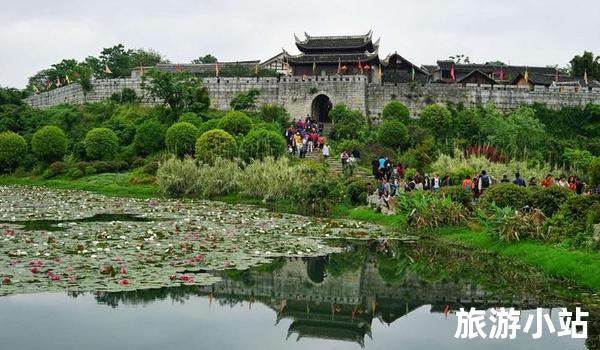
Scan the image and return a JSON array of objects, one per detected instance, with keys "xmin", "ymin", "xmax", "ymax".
[{"xmin": 1, "ymin": 174, "xmax": 599, "ymax": 291}]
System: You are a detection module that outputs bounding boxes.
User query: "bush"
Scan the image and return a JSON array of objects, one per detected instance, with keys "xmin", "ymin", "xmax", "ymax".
[
  {"xmin": 485, "ymin": 205, "xmax": 546, "ymax": 241},
  {"xmin": 382, "ymin": 101, "xmax": 410, "ymax": 123},
  {"xmin": 0, "ymin": 131, "xmax": 27, "ymax": 171},
  {"xmin": 48, "ymin": 161, "xmax": 67, "ymax": 175},
  {"xmin": 437, "ymin": 186, "xmax": 472, "ymax": 206},
  {"xmin": 397, "ymin": 191, "xmax": 468, "ymax": 228},
  {"xmin": 479, "ymin": 183, "xmax": 529, "ymax": 209},
  {"xmin": 156, "ymin": 156, "xmax": 199, "ymax": 197},
  {"xmin": 377, "ymin": 120, "xmax": 408, "ymax": 149},
  {"xmin": 134, "ymin": 119, "xmax": 166, "ymax": 156},
  {"xmin": 239, "ymin": 128, "xmax": 286, "ymax": 161},
  {"xmin": 330, "ymin": 104, "xmax": 367, "ymax": 140},
  {"xmin": 178, "ymin": 112, "xmax": 202, "ymax": 127},
  {"xmin": 165, "ymin": 122, "xmax": 199, "ymax": 157},
  {"xmin": 143, "ymin": 161, "xmax": 159, "ymax": 175},
  {"xmin": 84, "ymin": 128, "xmax": 119, "ymax": 160},
  {"xmin": 91, "ymin": 161, "xmax": 112, "ymax": 173},
  {"xmin": 239, "ymin": 157, "xmax": 297, "ymax": 201},
  {"xmin": 419, "ymin": 104, "xmax": 452, "ymax": 140},
  {"xmin": 346, "ymin": 177, "xmax": 375, "ymax": 205},
  {"xmin": 31, "ymin": 126, "xmax": 68, "ymax": 162},
  {"xmin": 546, "ymin": 195, "xmax": 600, "ymax": 243},
  {"xmin": 197, "ymin": 118, "xmax": 220, "ymax": 135},
  {"xmin": 294, "ymin": 178, "xmax": 344, "ymax": 216},
  {"xmin": 527, "ymin": 186, "xmax": 574, "ymax": 217},
  {"xmin": 230, "ymin": 89, "xmax": 260, "ymax": 111},
  {"xmin": 259, "ymin": 104, "xmax": 289, "ymax": 128},
  {"xmin": 195, "ymin": 129, "xmax": 237, "ymax": 163},
  {"xmin": 104, "ymin": 115, "xmax": 136, "ymax": 146},
  {"xmin": 218, "ymin": 111, "xmax": 253, "ymax": 136},
  {"xmin": 196, "ymin": 158, "xmax": 240, "ymax": 198},
  {"xmin": 590, "ymin": 158, "xmax": 600, "ymax": 188}
]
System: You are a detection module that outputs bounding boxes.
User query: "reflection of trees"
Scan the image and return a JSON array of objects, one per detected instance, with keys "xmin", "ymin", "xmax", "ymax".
[
  {"xmin": 326, "ymin": 246, "xmax": 366, "ymax": 277},
  {"xmin": 376, "ymin": 254, "xmax": 409, "ymax": 285}
]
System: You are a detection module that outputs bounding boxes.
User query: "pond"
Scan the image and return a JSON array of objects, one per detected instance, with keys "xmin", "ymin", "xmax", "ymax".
[{"xmin": 0, "ymin": 186, "xmax": 598, "ymax": 349}]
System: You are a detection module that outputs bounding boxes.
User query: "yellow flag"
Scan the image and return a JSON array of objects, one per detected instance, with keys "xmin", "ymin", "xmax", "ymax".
[
  {"xmin": 139, "ymin": 65, "xmax": 144, "ymax": 77},
  {"xmin": 65, "ymin": 75, "xmax": 71, "ymax": 84},
  {"xmin": 215, "ymin": 63, "xmax": 220, "ymax": 77},
  {"xmin": 524, "ymin": 69, "xmax": 529, "ymax": 83},
  {"xmin": 104, "ymin": 64, "xmax": 112, "ymax": 74}
]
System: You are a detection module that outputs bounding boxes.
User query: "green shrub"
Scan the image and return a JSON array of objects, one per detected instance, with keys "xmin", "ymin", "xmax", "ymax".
[
  {"xmin": 590, "ymin": 158, "xmax": 600, "ymax": 188},
  {"xmin": 239, "ymin": 157, "xmax": 297, "ymax": 201},
  {"xmin": 437, "ymin": 186, "xmax": 472, "ymax": 206},
  {"xmin": 104, "ymin": 115, "xmax": 136, "ymax": 146},
  {"xmin": 479, "ymin": 183, "xmax": 529, "ymax": 209},
  {"xmin": 0, "ymin": 131, "xmax": 27, "ymax": 171},
  {"xmin": 91, "ymin": 161, "xmax": 112, "ymax": 173},
  {"xmin": 156, "ymin": 156, "xmax": 199, "ymax": 197},
  {"xmin": 48, "ymin": 161, "xmax": 67, "ymax": 175},
  {"xmin": 397, "ymin": 191, "xmax": 468, "ymax": 228},
  {"xmin": 546, "ymin": 195, "xmax": 600, "ymax": 243},
  {"xmin": 218, "ymin": 111, "xmax": 253, "ymax": 136},
  {"xmin": 230, "ymin": 89, "xmax": 260, "ymax": 111},
  {"xmin": 197, "ymin": 118, "xmax": 220, "ymax": 135},
  {"xmin": 31, "ymin": 125, "xmax": 68, "ymax": 162},
  {"xmin": 335, "ymin": 139, "xmax": 364, "ymax": 155},
  {"xmin": 84, "ymin": 128, "xmax": 119, "ymax": 160},
  {"xmin": 527, "ymin": 186, "xmax": 574, "ymax": 217},
  {"xmin": 143, "ymin": 161, "xmax": 159, "ymax": 175},
  {"xmin": 196, "ymin": 158, "xmax": 240, "ymax": 198},
  {"xmin": 330, "ymin": 104, "xmax": 367, "ymax": 140},
  {"xmin": 294, "ymin": 177, "xmax": 344, "ymax": 216},
  {"xmin": 178, "ymin": 112, "xmax": 202, "ymax": 127},
  {"xmin": 195, "ymin": 129, "xmax": 237, "ymax": 163},
  {"xmin": 133, "ymin": 119, "xmax": 166, "ymax": 156},
  {"xmin": 165, "ymin": 122, "xmax": 199, "ymax": 157},
  {"xmin": 484, "ymin": 204, "xmax": 546, "ymax": 241},
  {"xmin": 67, "ymin": 168, "xmax": 84, "ymax": 179},
  {"xmin": 346, "ymin": 177, "xmax": 375, "ymax": 205},
  {"xmin": 419, "ymin": 104, "xmax": 452, "ymax": 140},
  {"xmin": 239, "ymin": 128, "xmax": 286, "ymax": 161},
  {"xmin": 382, "ymin": 101, "xmax": 410, "ymax": 123},
  {"xmin": 259, "ymin": 104, "xmax": 289, "ymax": 128},
  {"xmin": 377, "ymin": 120, "xmax": 408, "ymax": 149}
]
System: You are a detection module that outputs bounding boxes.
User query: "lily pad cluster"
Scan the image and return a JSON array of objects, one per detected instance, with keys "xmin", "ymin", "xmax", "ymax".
[{"xmin": 0, "ymin": 186, "xmax": 392, "ymax": 295}]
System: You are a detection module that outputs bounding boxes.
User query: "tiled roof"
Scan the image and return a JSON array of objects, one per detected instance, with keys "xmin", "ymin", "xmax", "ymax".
[
  {"xmin": 284, "ymin": 50, "xmax": 379, "ymax": 64},
  {"xmin": 294, "ymin": 31, "xmax": 377, "ymax": 53}
]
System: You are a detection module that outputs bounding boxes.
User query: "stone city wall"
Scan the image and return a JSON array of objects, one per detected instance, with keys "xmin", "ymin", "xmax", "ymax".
[{"xmin": 25, "ymin": 76, "xmax": 600, "ymax": 122}]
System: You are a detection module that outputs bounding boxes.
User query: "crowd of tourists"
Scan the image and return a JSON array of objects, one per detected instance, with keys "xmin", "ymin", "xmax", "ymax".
[
  {"xmin": 369, "ymin": 154, "xmax": 600, "ymax": 207},
  {"xmin": 283, "ymin": 115, "xmax": 328, "ymax": 158}
]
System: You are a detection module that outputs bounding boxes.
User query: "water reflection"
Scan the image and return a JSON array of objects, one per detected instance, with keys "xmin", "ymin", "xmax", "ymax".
[{"xmin": 82, "ymin": 240, "xmax": 597, "ymax": 349}]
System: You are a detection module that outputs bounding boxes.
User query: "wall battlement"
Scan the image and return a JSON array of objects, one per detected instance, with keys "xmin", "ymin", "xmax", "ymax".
[{"xmin": 25, "ymin": 76, "xmax": 600, "ymax": 121}]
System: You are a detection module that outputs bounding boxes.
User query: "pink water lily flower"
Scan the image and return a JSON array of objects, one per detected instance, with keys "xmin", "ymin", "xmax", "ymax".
[
  {"xmin": 1, "ymin": 276, "xmax": 10, "ymax": 285},
  {"xmin": 120, "ymin": 267, "xmax": 128, "ymax": 274},
  {"xmin": 50, "ymin": 274, "xmax": 61, "ymax": 281},
  {"xmin": 30, "ymin": 267, "xmax": 39, "ymax": 274},
  {"xmin": 118, "ymin": 279, "xmax": 129, "ymax": 285}
]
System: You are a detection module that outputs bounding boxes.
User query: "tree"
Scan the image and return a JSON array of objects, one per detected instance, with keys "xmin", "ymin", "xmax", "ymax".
[
  {"xmin": 133, "ymin": 119, "xmax": 166, "ymax": 156},
  {"xmin": 377, "ymin": 120, "xmax": 408, "ymax": 149},
  {"xmin": 0, "ymin": 86, "xmax": 25, "ymax": 106},
  {"xmin": 31, "ymin": 125, "xmax": 68, "ymax": 162},
  {"xmin": 195, "ymin": 129, "xmax": 237, "ymax": 163},
  {"xmin": 484, "ymin": 60, "xmax": 506, "ymax": 66},
  {"xmin": 419, "ymin": 104, "xmax": 452, "ymax": 141},
  {"xmin": 259, "ymin": 104, "xmax": 289, "ymax": 128},
  {"xmin": 449, "ymin": 54, "xmax": 470, "ymax": 64},
  {"xmin": 84, "ymin": 128, "xmax": 119, "ymax": 160},
  {"xmin": 0, "ymin": 131, "xmax": 27, "ymax": 172},
  {"xmin": 570, "ymin": 51, "xmax": 600, "ymax": 80},
  {"xmin": 191, "ymin": 54, "xmax": 218, "ymax": 64},
  {"xmin": 178, "ymin": 112, "xmax": 202, "ymax": 127},
  {"xmin": 218, "ymin": 111, "xmax": 253, "ymax": 136},
  {"xmin": 381, "ymin": 101, "xmax": 410, "ymax": 123},
  {"xmin": 329, "ymin": 104, "xmax": 367, "ymax": 140},
  {"xmin": 240, "ymin": 128, "xmax": 286, "ymax": 161},
  {"xmin": 141, "ymin": 70, "xmax": 210, "ymax": 115},
  {"xmin": 165, "ymin": 122, "xmax": 199, "ymax": 157},
  {"xmin": 589, "ymin": 158, "xmax": 600, "ymax": 188},
  {"xmin": 230, "ymin": 89, "xmax": 260, "ymax": 110}
]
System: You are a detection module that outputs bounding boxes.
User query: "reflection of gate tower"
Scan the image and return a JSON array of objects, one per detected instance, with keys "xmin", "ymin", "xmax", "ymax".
[{"xmin": 196, "ymin": 256, "xmax": 506, "ymax": 347}]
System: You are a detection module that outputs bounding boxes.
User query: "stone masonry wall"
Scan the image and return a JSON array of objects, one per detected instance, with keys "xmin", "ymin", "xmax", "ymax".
[{"xmin": 25, "ymin": 76, "xmax": 600, "ymax": 123}]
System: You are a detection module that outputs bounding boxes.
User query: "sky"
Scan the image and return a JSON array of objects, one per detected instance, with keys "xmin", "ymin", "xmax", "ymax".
[{"xmin": 1, "ymin": 0, "xmax": 599, "ymax": 88}]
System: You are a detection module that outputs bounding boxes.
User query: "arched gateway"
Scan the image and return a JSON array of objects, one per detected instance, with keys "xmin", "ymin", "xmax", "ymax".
[{"xmin": 311, "ymin": 94, "xmax": 332, "ymax": 123}]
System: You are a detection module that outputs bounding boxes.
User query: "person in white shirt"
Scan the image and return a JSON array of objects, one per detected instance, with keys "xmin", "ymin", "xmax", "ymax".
[{"xmin": 322, "ymin": 143, "xmax": 330, "ymax": 158}]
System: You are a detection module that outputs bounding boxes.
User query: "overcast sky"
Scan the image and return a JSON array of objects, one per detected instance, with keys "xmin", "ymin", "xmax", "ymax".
[{"xmin": 1, "ymin": 0, "xmax": 599, "ymax": 88}]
